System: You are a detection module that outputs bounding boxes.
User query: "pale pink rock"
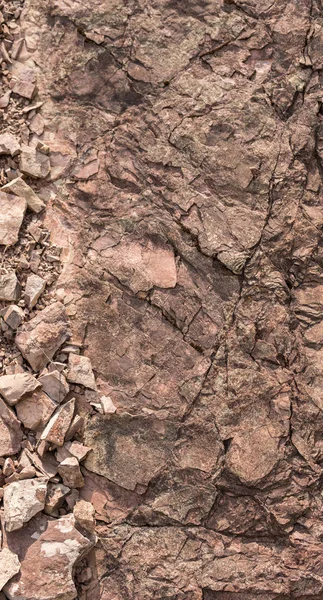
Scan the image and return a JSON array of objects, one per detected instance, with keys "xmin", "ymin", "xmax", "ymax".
[
  {"xmin": 40, "ymin": 398, "xmax": 75, "ymax": 446},
  {"xmin": 67, "ymin": 353, "xmax": 97, "ymax": 390},
  {"xmin": 0, "ymin": 272, "xmax": 20, "ymax": 301},
  {"xmin": 67, "ymin": 441, "xmax": 91, "ymax": 462},
  {"xmin": 4, "ymin": 478, "xmax": 47, "ymax": 531},
  {"xmin": 0, "ymin": 133, "xmax": 20, "ymax": 157},
  {"xmin": 44, "ymin": 482, "xmax": 70, "ymax": 516},
  {"xmin": 0, "ymin": 372, "xmax": 39, "ymax": 406},
  {"xmin": 0, "ymin": 548, "xmax": 20, "ymax": 591},
  {"xmin": 15, "ymin": 302, "xmax": 69, "ymax": 371},
  {"xmin": 38, "ymin": 370, "xmax": 69, "ymax": 402},
  {"xmin": 2, "ymin": 177, "xmax": 46, "ymax": 214},
  {"xmin": 3, "ymin": 305, "xmax": 24, "ymax": 330},
  {"xmin": 4, "ymin": 513, "xmax": 94, "ymax": 600},
  {"xmin": 58, "ymin": 456, "xmax": 84, "ymax": 488},
  {"xmin": 73, "ymin": 499, "xmax": 95, "ymax": 532},
  {"xmin": 24, "ymin": 274, "xmax": 46, "ymax": 308},
  {"xmin": 19, "ymin": 145, "xmax": 50, "ymax": 179},
  {"xmin": 16, "ymin": 389, "xmax": 56, "ymax": 431},
  {"xmin": 0, "ymin": 192, "xmax": 26, "ymax": 246},
  {"xmin": 0, "ymin": 398, "xmax": 22, "ymax": 457}
]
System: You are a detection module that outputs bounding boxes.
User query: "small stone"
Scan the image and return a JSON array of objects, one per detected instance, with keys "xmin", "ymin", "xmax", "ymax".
[
  {"xmin": 0, "ymin": 192, "xmax": 26, "ymax": 246},
  {"xmin": 0, "ymin": 90, "xmax": 11, "ymax": 108},
  {"xmin": 0, "ymin": 272, "xmax": 20, "ymax": 301},
  {"xmin": 58, "ymin": 456, "xmax": 84, "ymax": 488},
  {"xmin": 67, "ymin": 354, "xmax": 97, "ymax": 390},
  {"xmin": 4, "ymin": 477, "xmax": 47, "ymax": 531},
  {"xmin": 0, "ymin": 372, "xmax": 39, "ymax": 405},
  {"xmin": 44, "ymin": 482, "xmax": 70, "ymax": 516},
  {"xmin": 67, "ymin": 441, "xmax": 91, "ymax": 462},
  {"xmin": 12, "ymin": 79, "xmax": 35, "ymax": 99},
  {"xmin": 24, "ymin": 274, "xmax": 46, "ymax": 308},
  {"xmin": 0, "ymin": 133, "xmax": 20, "ymax": 157},
  {"xmin": 38, "ymin": 370, "xmax": 69, "ymax": 403},
  {"xmin": 19, "ymin": 145, "xmax": 50, "ymax": 179},
  {"xmin": 40, "ymin": 398, "xmax": 75, "ymax": 446},
  {"xmin": 0, "ymin": 399, "xmax": 25, "ymax": 459},
  {"xmin": 65, "ymin": 414, "xmax": 83, "ymax": 441},
  {"xmin": 3, "ymin": 305, "xmax": 24, "ymax": 329},
  {"xmin": 1, "ymin": 177, "xmax": 46, "ymax": 214},
  {"xmin": 0, "ymin": 548, "xmax": 20, "ymax": 590},
  {"xmin": 73, "ymin": 499, "xmax": 95, "ymax": 532},
  {"xmin": 15, "ymin": 302, "xmax": 69, "ymax": 371},
  {"xmin": 101, "ymin": 395, "xmax": 117, "ymax": 414},
  {"xmin": 3, "ymin": 458, "xmax": 14, "ymax": 477},
  {"xmin": 16, "ymin": 389, "xmax": 56, "ymax": 431}
]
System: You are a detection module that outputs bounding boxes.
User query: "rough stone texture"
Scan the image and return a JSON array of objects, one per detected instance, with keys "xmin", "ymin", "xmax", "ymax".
[
  {"xmin": 0, "ymin": 192, "xmax": 26, "ymax": 246},
  {"xmin": 67, "ymin": 354, "xmax": 97, "ymax": 390},
  {"xmin": 3, "ymin": 305, "xmax": 24, "ymax": 330},
  {"xmin": 1, "ymin": 177, "xmax": 46, "ymax": 214},
  {"xmin": 0, "ymin": 548, "xmax": 20, "ymax": 591},
  {"xmin": 0, "ymin": 133, "xmax": 20, "ymax": 157},
  {"xmin": 4, "ymin": 513, "xmax": 94, "ymax": 600},
  {"xmin": 0, "ymin": 372, "xmax": 40, "ymax": 406},
  {"xmin": 0, "ymin": 397, "xmax": 22, "ymax": 457},
  {"xmin": 0, "ymin": 272, "xmax": 20, "ymax": 302},
  {"xmin": 15, "ymin": 302, "xmax": 69, "ymax": 371},
  {"xmin": 4, "ymin": 478, "xmax": 47, "ymax": 531},
  {"xmin": 24, "ymin": 274, "xmax": 46, "ymax": 308},
  {"xmin": 41, "ymin": 398, "xmax": 75, "ymax": 446},
  {"xmin": 16, "ymin": 389, "xmax": 57, "ymax": 431},
  {"xmin": 38, "ymin": 370, "xmax": 69, "ymax": 402}
]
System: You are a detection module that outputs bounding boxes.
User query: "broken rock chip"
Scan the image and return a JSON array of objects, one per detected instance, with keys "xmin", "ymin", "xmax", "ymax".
[
  {"xmin": 0, "ymin": 548, "xmax": 20, "ymax": 591},
  {"xmin": 15, "ymin": 302, "xmax": 69, "ymax": 371},
  {"xmin": 40, "ymin": 398, "xmax": 75, "ymax": 446},
  {"xmin": 68, "ymin": 441, "xmax": 91, "ymax": 462},
  {"xmin": 44, "ymin": 482, "xmax": 70, "ymax": 516},
  {"xmin": 19, "ymin": 145, "xmax": 50, "ymax": 179},
  {"xmin": 0, "ymin": 192, "xmax": 26, "ymax": 246},
  {"xmin": 16, "ymin": 389, "xmax": 56, "ymax": 431},
  {"xmin": 67, "ymin": 353, "xmax": 97, "ymax": 390},
  {"xmin": 0, "ymin": 133, "xmax": 20, "ymax": 157},
  {"xmin": 4, "ymin": 513, "xmax": 94, "ymax": 600},
  {"xmin": 24, "ymin": 274, "xmax": 46, "ymax": 308},
  {"xmin": 3, "ymin": 305, "xmax": 24, "ymax": 330},
  {"xmin": 58, "ymin": 456, "xmax": 84, "ymax": 488},
  {"xmin": 0, "ymin": 272, "xmax": 20, "ymax": 302},
  {"xmin": 73, "ymin": 499, "xmax": 95, "ymax": 532},
  {"xmin": 0, "ymin": 372, "xmax": 39, "ymax": 406},
  {"xmin": 38, "ymin": 370, "xmax": 69, "ymax": 403},
  {"xmin": 0, "ymin": 398, "xmax": 22, "ymax": 457},
  {"xmin": 2, "ymin": 177, "xmax": 46, "ymax": 214},
  {"xmin": 4, "ymin": 478, "xmax": 47, "ymax": 531}
]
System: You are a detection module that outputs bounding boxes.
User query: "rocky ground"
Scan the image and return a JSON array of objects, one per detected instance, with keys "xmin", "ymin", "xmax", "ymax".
[{"xmin": 1, "ymin": 0, "xmax": 323, "ymax": 599}]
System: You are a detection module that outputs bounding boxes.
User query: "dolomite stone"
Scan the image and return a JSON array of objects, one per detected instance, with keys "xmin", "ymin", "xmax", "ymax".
[
  {"xmin": 44, "ymin": 482, "xmax": 70, "ymax": 516},
  {"xmin": 19, "ymin": 145, "xmax": 50, "ymax": 179},
  {"xmin": 0, "ymin": 548, "xmax": 20, "ymax": 590},
  {"xmin": 4, "ymin": 513, "xmax": 94, "ymax": 600},
  {"xmin": 40, "ymin": 398, "xmax": 75, "ymax": 446},
  {"xmin": 0, "ymin": 133, "xmax": 20, "ymax": 157},
  {"xmin": 4, "ymin": 478, "xmax": 47, "ymax": 531},
  {"xmin": 16, "ymin": 389, "xmax": 56, "ymax": 431},
  {"xmin": 0, "ymin": 192, "xmax": 26, "ymax": 246},
  {"xmin": 67, "ymin": 441, "xmax": 91, "ymax": 462},
  {"xmin": 0, "ymin": 372, "xmax": 39, "ymax": 406},
  {"xmin": 73, "ymin": 499, "xmax": 95, "ymax": 532},
  {"xmin": 3, "ymin": 305, "xmax": 24, "ymax": 330},
  {"xmin": 67, "ymin": 353, "xmax": 97, "ymax": 390},
  {"xmin": 58, "ymin": 457, "xmax": 84, "ymax": 488},
  {"xmin": 38, "ymin": 370, "xmax": 69, "ymax": 403},
  {"xmin": 0, "ymin": 398, "xmax": 22, "ymax": 457},
  {"xmin": 0, "ymin": 272, "xmax": 20, "ymax": 301},
  {"xmin": 2, "ymin": 177, "xmax": 46, "ymax": 214},
  {"xmin": 15, "ymin": 302, "xmax": 69, "ymax": 371},
  {"xmin": 24, "ymin": 274, "xmax": 46, "ymax": 308}
]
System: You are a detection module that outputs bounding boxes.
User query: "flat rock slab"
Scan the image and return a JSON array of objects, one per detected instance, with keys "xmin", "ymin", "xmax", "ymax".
[
  {"xmin": 0, "ymin": 398, "xmax": 22, "ymax": 457},
  {"xmin": 1, "ymin": 177, "xmax": 45, "ymax": 214},
  {"xmin": 0, "ymin": 548, "xmax": 20, "ymax": 591},
  {"xmin": 0, "ymin": 272, "xmax": 20, "ymax": 301},
  {"xmin": 15, "ymin": 302, "xmax": 69, "ymax": 371},
  {"xmin": 38, "ymin": 370, "xmax": 69, "ymax": 402},
  {"xmin": 0, "ymin": 372, "xmax": 40, "ymax": 406},
  {"xmin": 0, "ymin": 133, "xmax": 20, "ymax": 157},
  {"xmin": 0, "ymin": 192, "xmax": 26, "ymax": 246},
  {"xmin": 4, "ymin": 478, "xmax": 47, "ymax": 532},
  {"xmin": 19, "ymin": 145, "xmax": 50, "ymax": 179},
  {"xmin": 67, "ymin": 354, "xmax": 97, "ymax": 390},
  {"xmin": 15, "ymin": 389, "xmax": 56, "ymax": 431},
  {"xmin": 4, "ymin": 513, "xmax": 94, "ymax": 600}
]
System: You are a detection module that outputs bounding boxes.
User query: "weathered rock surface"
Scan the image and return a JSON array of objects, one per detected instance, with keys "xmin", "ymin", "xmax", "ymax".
[
  {"xmin": 0, "ymin": 192, "xmax": 26, "ymax": 246},
  {"xmin": 0, "ymin": 133, "xmax": 20, "ymax": 157},
  {"xmin": 0, "ymin": 272, "xmax": 20, "ymax": 302},
  {"xmin": 1, "ymin": 177, "xmax": 45, "ymax": 214},
  {"xmin": 4, "ymin": 478, "xmax": 47, "ymax": 531},
  {"xmin": 15, "ymin": 302, "xmax": 69, "ymax": 371},
  {"xmin": 0, "ymin": 398, "xmax": 22, "ymax": 457},
  {"xmin": 16, "ymin": 389, "xmax": 56, "ymax": 431},
  {"xmin": 0, "ymin": 548, "xmax": 20, "ymax": 591},
  {"xmin": 38, "ymin": 370, "xmax": 69, "ymax": 402},
  {"xmin": 67, "ymin": 354, "xmax": 97, "ymax": 390},
  {"xmin": 24, "ymin": 274, "xmax": 46, "ymax": 308},
  {"xmin": 41, "ymin": 398, "xmax": 75, "ymax": 446},
  {"xmin": 0, "ymin": 372, "xmax": 39, "ymax": 406},
  {"xmin": 3, "ymin": 305, "xmax": 24, "ymax": 330}
]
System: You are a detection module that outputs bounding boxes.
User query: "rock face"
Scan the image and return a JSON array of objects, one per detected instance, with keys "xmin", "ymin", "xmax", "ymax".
[{"xmin": 15, "ymin": 302, "xmax": 69, "ymax": 371}]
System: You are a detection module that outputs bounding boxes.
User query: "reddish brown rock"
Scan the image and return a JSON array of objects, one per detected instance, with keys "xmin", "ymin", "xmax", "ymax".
[
  {"xmin": 16, "ymin": 389, "xmax": 56, "ymax": 431},
  {"xmin": 2, "ymin": 177, "xmax": 46, "ymax": 214},
  {"xmin": 40, "ymin": 398, "xmax": 75, "ymax": 446},
  {"xmin": 58, "ymin": 456, "xmax": 84, "ymax": 488},
  {"xmin": 15, "ymin": 302, "xmax": 69, "ymax": 371},
  {"xmin": 0, "ymin": 372, "xmax": 40, "ymax": 406}
]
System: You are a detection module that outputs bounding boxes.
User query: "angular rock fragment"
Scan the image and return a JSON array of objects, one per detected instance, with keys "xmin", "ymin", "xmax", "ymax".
[
  {"xmin": 58, "ymin": 456, "xmax": 84, "ymax": 488},
  {"xmin": 3, "ymin": 305, "xmax": 24, "ymax": 330},
  {"xmin": 16, "ymin": 389, "xmax": 56, "ymax": 431},
  {"xmin": 38, "ymin": 370, "xmax": 69, "ymax": 402},
  {"xmin": 0, "ymin": 133, "xmax": 20, "ymax": 157},
  {"xmin": 0, "ymin": 372, "xmax": 39, "ymax": 406},
  {"xmin": 0, "ymin": 548, "xmax": 20, "ymax": 590},
  {"xmin": 0, "ymin": 398, "xmax": 22, "ymax": 457},
  {"xmin": 2, "ymin": 177, "xmax": 46, "ymax": 214},
  {"xmin": 40, "ymin": 398, "xmax": 75, "ymax": 446},
  {"xmin": 68, "ymin": 441, "xmax": 91, "ymax": 462},
  {"xmin": 73, "ymin": 499, "xmax": 95, "ymax": 532},
  {"xmin": 15, "ymin": 302, "xmax": 69, "ymax": 371},
  {"xmin": 19, "ymin": 145, "xmax": 50, "ymax": 179},
  {"xmin": 67, "ymin": 353, "xmax": 97, "ymax": 390},
  {"xmin": 24, "ymin": 274, "xmax": 46, "ymax": 308},
  {"xmin": 0, "ymin": 192, "xmax": 26, "ymax": 246},
  {"xmin": 44, "ymin": 482, "xmax": 70, "ymax": 516},
  {"xmin": 0, "ymin": 272, "xmax": 20, "ymax": 301},
  {"xmin": 4, "ymin": 478, "xmax": 47, "ymax": 531},
  {"xmin": 4, "ymin": 513, "xmax": 94, "ymax": 600}
]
